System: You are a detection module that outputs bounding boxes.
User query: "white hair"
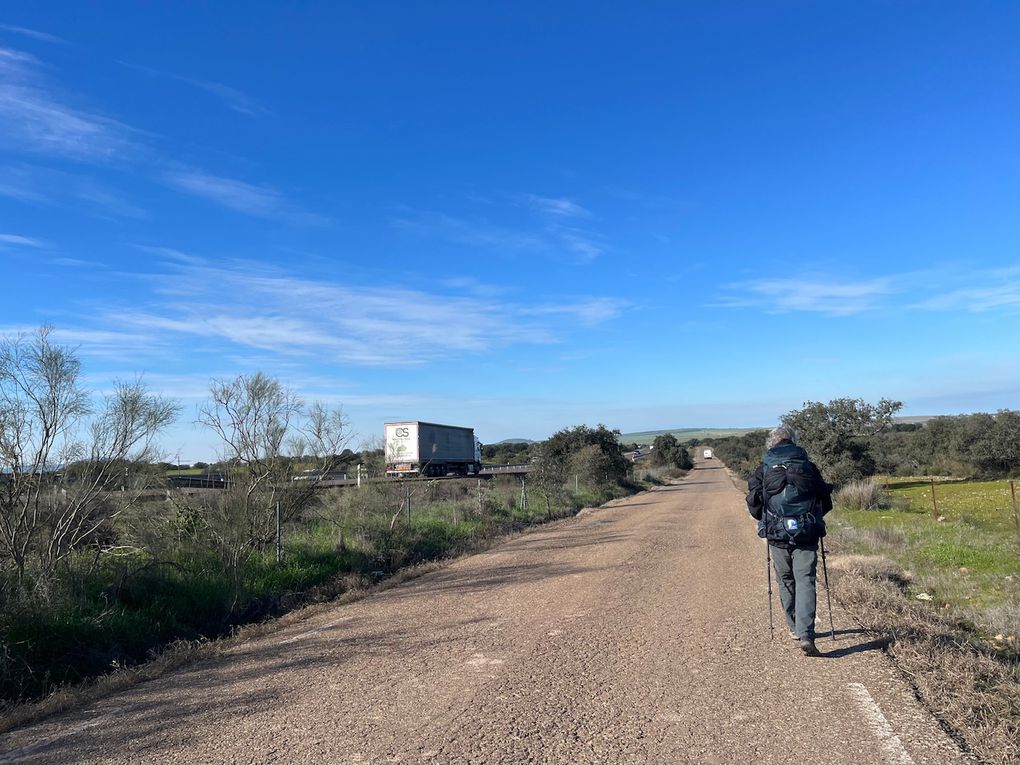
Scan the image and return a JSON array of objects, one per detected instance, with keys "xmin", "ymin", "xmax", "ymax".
[{"xmin": 766, "ymin": 425, "xmax": 798, "ymax": 450}]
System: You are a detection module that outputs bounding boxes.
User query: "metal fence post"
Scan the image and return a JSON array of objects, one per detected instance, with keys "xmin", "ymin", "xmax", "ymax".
[
  {"xmin": 275, "ymin": 501, "xmax": 283, "ymax": 564},
  {"xmin": 1010, "ymin": 480, "xmax": 1019, "ymax": 535},
  {"xmin": 930, "ymin": 478, "xmax": 939, "ymax": 521},
  {"xmin": 406, "ymin": 483, "xmax": 411, "ymax": 526}
]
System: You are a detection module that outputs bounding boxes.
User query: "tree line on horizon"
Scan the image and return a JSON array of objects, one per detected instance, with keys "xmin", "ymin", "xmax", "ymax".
[{"xmin": 701, "ymin": 397, "xmax": 1020, "ymax": 484}]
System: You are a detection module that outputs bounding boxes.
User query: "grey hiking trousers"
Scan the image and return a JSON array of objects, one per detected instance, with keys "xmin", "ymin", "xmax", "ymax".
[{"xmin": 770, "ymin": 543, "xmax": 818, "ymax": 640}]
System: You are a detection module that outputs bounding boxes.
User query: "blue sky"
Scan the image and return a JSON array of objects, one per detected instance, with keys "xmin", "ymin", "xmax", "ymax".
[{"xmin": 2, "ymin": 2, "xmax": 1019, "ymax": 461}]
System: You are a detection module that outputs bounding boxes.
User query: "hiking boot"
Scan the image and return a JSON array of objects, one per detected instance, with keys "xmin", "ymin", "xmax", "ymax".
[{"xmin": 799, "ymin": 638, "xmax": 821, "ymax": 657}]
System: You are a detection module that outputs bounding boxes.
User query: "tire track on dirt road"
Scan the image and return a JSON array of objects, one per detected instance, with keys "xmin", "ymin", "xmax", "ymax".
[{"xmin": 0, "ymin": 461, "xmax": 972, "ymax": 764}]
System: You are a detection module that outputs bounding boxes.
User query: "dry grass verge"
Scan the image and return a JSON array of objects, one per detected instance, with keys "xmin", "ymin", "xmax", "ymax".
[{"xmin": 830, "ymin": 554, "xmax": 1020, "ymax": 765}]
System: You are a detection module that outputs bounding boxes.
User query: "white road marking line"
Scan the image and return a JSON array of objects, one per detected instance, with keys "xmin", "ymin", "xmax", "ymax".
[{"xmin": 848, "ymin": 682, "xmax": 916, "ymax": 765}]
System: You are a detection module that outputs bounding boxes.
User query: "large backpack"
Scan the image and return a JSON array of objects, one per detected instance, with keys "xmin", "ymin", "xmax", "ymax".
[{"xmin": 762, "ymin": 447, "xmax": 824, "ymax": 545}]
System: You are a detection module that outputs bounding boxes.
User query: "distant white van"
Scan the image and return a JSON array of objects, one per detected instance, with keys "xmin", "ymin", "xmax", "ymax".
[{"xmin": 702, "ymin": 449, "xmax": 714, "ymax": 459}]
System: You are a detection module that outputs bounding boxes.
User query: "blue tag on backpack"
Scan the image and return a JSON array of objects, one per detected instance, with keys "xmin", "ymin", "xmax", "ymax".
[{"xmin": 785, "ymin": 518, "xmax": 799, "ymax": 531}]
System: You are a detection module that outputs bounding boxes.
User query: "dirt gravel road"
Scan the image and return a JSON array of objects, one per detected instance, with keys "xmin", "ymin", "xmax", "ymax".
[{"xmin": 0, "ymin": 460, "xmax": 972, "ymax": 764}]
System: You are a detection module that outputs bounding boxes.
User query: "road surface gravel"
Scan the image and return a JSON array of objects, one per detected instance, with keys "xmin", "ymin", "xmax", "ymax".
[{"xmin": 0, "ymin": 460, "xmax": 972, "ymax": 764}]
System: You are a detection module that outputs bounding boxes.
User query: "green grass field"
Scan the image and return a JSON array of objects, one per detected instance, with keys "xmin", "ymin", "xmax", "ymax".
[
  {"xmin": 885, "ymin": 478, "xmax": 1020, "ymax": 533},
  {"xmin": 831, "ymin": 478, "xmax": 1020, "ymax": 636},
  {"xmin": 618, "ymin": 427, "xmax": 758, "ymax": 445}
]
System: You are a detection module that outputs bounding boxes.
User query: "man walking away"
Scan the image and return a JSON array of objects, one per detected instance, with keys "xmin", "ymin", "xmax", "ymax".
[{"xmin": 746, "ymin": 426, "xmax": 833, "ymax": 656}]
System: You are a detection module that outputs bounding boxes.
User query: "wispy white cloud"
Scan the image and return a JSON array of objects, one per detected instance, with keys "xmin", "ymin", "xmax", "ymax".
[
  {"xmin": 82, "ymin": 371, "xmax": 214, "ymax": 404},
  {"xmin": 0, "ymin": 50, "xmax": 294, "ymax": 221},
  {"xmin": 93, "ymin": 255, "xmax": 625, "ymax": 366},
  {"xmin": 129, "ymin": 244, "xmax": 206, "ymax": 266},
  {"xmin": 393, "ymin": 197, "xmax": 607, "ymax": 263},
  {"xmin": 910, "ymin": 277, "xmax": 1020, "ymax": 313},
  {"xmin": 0, "ymin": 233, "xmax": 46, "ymax": 247},
  {"xmin": 81, "ymin": 368, "xmax": 449, "ymax": 438},
  {"xmin": 390, "ymin": 209, "xmax": 545, "ymax": 251},
  {"xmin": 441, "ymin": 276, "xmax": 508, "ymax": 298},
  {"xmin": 0, "ymin": 163, "xmax": 149, "ymax": 218},
  {"xmin": 163, "ymin": 170, "xmax": 281, "ymax": 215},
  {"xmin": 71, "ymin": 179, "xmax": 149, "ymax": 219},
  {"xmin": 0, "ymin": 46, "xmax": 138, "ymax": 161},
  {"xmin": 0, "ymin": 162, "xmax": 54, "ymax": 204},
  {"xmin": 717, "ymin": 276, "xmax": 897, "ymax": 316},
  {"xmin": 0, "ymin": 172, "xmax": 48, "ymax": 202},
  {"xmin": 0, "ymin": 25, "xmax": 64, "ymax": 44},
  {"xmin": 521, "ymin": 297, "xmax": 628, "ymax": 326},
  {"xmin": 513, "ymin": 193, "xmax": 606, "ymax": 261},
  {"xmin": 515, "ymin": 193, "xmax": 591, "ymax": 219},
  {"xmin": 717, "ymin": 265, "xmax": 1020, "ymax": 317},
  {"xmin": 180, "ymin": 77, "xmax": 270, "ymax": 117},
  {"xmin": 0, "ymin": 324, "xmax": 169, "ymax": 364},
  {"xmin": 51, "ymin": 327, "xmax": 156, "ymax": 347},
  {"xmin": 556, "ymin": 227, "xmax": 605, "ymax": 262},
  {"xmin": 162, "ymin": 168, "xmax": 325, "ymax": 224},
  {"xmin": 1, "ymin": 48, "xmax": 41, "ymax": 66},
  {"xmin": 119, "ymin": 60, "xmax": 270, "ymax": 118}
]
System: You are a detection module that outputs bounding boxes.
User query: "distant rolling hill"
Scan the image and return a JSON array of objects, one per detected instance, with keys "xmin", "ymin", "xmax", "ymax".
[{"xmin": 618, "ymin": 427, "xmax": 761, "ymax": 445}]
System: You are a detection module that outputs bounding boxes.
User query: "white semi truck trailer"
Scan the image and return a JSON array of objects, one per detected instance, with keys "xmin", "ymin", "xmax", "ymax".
[{"xmin": 384, "ymin": 421, "xmax": 482, "ymax": 477}]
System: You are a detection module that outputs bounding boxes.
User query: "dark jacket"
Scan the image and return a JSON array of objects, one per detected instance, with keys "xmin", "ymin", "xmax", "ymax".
[{"xmin": 746, "ymin": 442, "xmax": 833, "ymax": 545}]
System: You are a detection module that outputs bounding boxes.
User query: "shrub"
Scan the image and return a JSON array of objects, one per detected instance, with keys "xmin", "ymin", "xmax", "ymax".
[{"xmin": 833, "ymin": 479, "xmax": 886, "ymax": 512}]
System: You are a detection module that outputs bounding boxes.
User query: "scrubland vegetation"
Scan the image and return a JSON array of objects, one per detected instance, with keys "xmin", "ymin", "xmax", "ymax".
[
  {"xmin": 0, "ymin": 327, "xmax": 653, "ymax": 715},
  {"xmin": 1, "ymin": 474, "xmax": 632, "ymax": 711}
]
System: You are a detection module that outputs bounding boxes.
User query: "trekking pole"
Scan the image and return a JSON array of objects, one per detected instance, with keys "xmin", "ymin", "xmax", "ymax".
[
  {"xmin": 766, "ymin": 540, "xmax": 774, "ymax": 640},
  {"xmin": 819, "ymin": 537, "xmax": 836, "ymax": 641}
]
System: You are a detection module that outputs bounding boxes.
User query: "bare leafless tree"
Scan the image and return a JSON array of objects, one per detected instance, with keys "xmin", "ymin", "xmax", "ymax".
[
  {"xmin": 0, "ymin": 327, "xmax": 179, "ymax": 594},
  {"xmin": 187, "ymin": 373, "xmax": 351, "ymax": 602},
  {"xmin": 198, "ymin": 373, "xmax": 302, "ymax": 502}
]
